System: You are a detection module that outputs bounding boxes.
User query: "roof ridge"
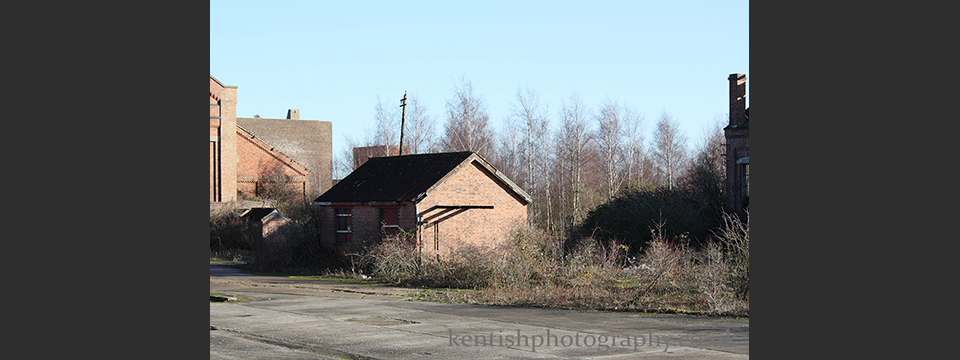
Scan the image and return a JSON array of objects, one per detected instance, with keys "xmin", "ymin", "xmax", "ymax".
[
  {"xmin": 236, "ymin": 124, "xmax": 310, "ymax": 173},
  {"xmin": 368, "ymin": 151, "xmax": 473, "ymax": 161}
]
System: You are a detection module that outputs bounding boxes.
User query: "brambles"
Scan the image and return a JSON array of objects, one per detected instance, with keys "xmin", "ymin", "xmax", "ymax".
[{"xmin": 365, "ymin": 222, "xmax": 748, "ymax": 316}]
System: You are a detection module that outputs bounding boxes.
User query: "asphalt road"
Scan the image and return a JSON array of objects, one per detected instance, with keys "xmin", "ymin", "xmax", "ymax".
[{"xmin": 210, "ymin": 265, "xmax": 749, "ymax": 359}]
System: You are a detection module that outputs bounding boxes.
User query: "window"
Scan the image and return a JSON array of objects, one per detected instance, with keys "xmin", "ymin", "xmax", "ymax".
[
  {"xmin": 335, "ymin": 208, "xmax": 352, "ymax": 244},
  {"xmin": 380, "ymin": 207, "xmax": 400, "ymax": 241}
]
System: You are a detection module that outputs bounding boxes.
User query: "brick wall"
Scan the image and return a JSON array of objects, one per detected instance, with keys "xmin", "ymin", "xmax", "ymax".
[
  {"xmin": 236, "ymin": 128, "xmax": 308, "ymax": 200},
  {"xmin": 725, "ymin": 73, "xmax": 749, "ymax": 215},
  {"xmin": 417, "ymin": 160, "xmax": 528, "ymax": 258},
  {"xmin": 211, "ymin": 76, "xmax": 332, "ymax": 204},
  {"xmin": 210, "ymin": 76, "xmax": 237, "ymax": 202},
  {"xmin": 316, "ymin": 158, "xmax": 528, "ymax": 259},
  {"xmin": 262, "ymin": 216, "xmax": 289, "ymax": 242},
  {"xmin": 238, "ymin": 117, "xmax": 334, "ymax": 198}
]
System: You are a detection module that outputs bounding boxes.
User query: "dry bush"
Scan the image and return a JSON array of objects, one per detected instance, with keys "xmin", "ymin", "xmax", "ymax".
[
  {"xmin": 360, "ymin": 237, "xmax": 421, "ymax": 285},
  {"xmin": 210, "ymin": 209, "xmax": 256, "ymax": 252},
  {"xmin": 491, "ymin": 224, "xmax": 563, "ymax": 288},
  {"xmin": 360, "ymin": 235, "xmax": 497, "ymax": 289},
  {"xmin": 717, "ymin": 212, "xmax": 749, "ymax": 300},
  {"xmin": 429, "ymin": 243, "xmax": 496, "ymax": 289},
  {"xmin": 689, "ymin": 241, "xmax": 739, "ymax": 313},
  {"xmin": 246, "ymin": 221, "xmax": 348, "ymax": 274},
  {"xmin": 369, "ymin": 221, "xmax": 748, "ymax": 316}
]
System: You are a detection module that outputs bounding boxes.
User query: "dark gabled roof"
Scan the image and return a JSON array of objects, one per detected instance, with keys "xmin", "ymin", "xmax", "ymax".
[{"xmin": 314, "ymin": 151, "xmax": 475, "ymax": 204}]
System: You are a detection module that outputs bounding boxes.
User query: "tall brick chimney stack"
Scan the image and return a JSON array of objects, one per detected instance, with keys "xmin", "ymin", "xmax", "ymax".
[
  {"xmin": 728, "ymin": 73, "xmax": 746, "ymax": 127},
  {"xmin": 286, "ymin": 109, "xmax": 300, "ymax": 120}
]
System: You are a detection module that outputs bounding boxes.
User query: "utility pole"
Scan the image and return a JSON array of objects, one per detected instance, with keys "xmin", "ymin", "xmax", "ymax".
[{"xmin": 399, "ymin": 92, "xmax": 407, "ymax": 155}]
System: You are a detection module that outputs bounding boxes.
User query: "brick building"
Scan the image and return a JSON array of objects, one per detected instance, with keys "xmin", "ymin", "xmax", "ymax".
[
  {"xmin": 352, "ymin": 145, "xmax": 409, "ymax": 169},
  {"xmin": 313, "ymin": 152, "xmax": 531, "ymax": 259},
  {"xmin": 724, "ymin": 73, "xmax": 749, "ymax": 216},
  {"xmin": 239, "ymin": 207, "xmax": 292, "ymax": 243},
  {"xmin": 210, "ymin": 75, "xmax": 333, "ymax": 203}
]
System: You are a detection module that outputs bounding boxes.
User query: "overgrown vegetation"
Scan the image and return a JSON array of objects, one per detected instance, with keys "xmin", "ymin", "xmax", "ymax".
[
  {"xmin": 569, "ymin": 186, "xmax": 721, "ymax": 254},
  {"xmin": 210, "ymin": 195, "xmax": 348, "ymax": 274},
  {"xmin": 213, "ymin": 210, "xmax": 746, "ymax": 316},
  {"xmin": 351, "ymin": 217, "xmax": 748, "ymax": 316},
  {"xmin": 211, "ymin": 113, "xmax": 749, "ymax": 315}
]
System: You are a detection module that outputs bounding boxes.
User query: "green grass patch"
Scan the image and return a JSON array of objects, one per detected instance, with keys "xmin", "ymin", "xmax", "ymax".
[{"xmin": 210, "ymin": 292, "xmax": 251, "ymax": 302}]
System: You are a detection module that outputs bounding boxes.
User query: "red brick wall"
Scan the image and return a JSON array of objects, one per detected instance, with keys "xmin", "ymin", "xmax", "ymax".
[
  {"xmin": 238, "ymin": 117, "xmax": 333, "ymax": 198},
  {"xmin": 725, "ymin": 73, "xmax": 749, "ymax": 215},
  {"xmin": 317, "ymin": 206, "xmax": 335, "ymax": 246},
  {"xmin": 212, "ymin": 76, "xmax": 333, "ymax": 203},
  {"xmin": 316, "ymin": 157, "xmax": 528, "ymax": 258},
  {"xmin": 724, "ymin": 129, "xmax": 749, "ymax": 214},
  {"xmin": 262, "ymin": 217, "xmax": 288, "ymax": 242},
  {"xmin": 210, "ymin": 77, "xmax": 238, "ymax": 202},
  {"xmin": 236, "ymin": 130, "xmax": 308, "ymax": 199},
  {"xmin": 417, "ymin": 160, "xmax": 528, "ymax": 258}
]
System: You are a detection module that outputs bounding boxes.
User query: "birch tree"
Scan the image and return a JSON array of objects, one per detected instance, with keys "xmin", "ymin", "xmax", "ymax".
[
  {"xmin": 651, "ymin": 112, "xmax": 689, "ymax": 190},
  {"xmin": 622, "ymin": 107, "xmax": 650, "ymax": 188},
  {"xmin": 439, "ymin": 78, "xmax": 494, "ymax": 157},
  {"xmin": 595, "ymin": 99, "xmax": 626, "ymax": 200},
  {"xmin": 403, "ymin": 93, "xmax": 437, "ymax": 154},
  {"xmin": 556, "ymin": 94, "xmax": 594, "ymax": 223},
  {"xmin": 373, "ymin": 96, "xmax": 400, "ymax": 156}
]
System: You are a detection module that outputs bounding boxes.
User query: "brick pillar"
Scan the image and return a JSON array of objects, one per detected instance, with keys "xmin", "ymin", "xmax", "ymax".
[
  {"xmin": 728, "ymin": 73, "xmax": 746, "ymax": 127},
  {"xmin": 220, "ymin": 86, "xmax": 239, "ymax": 201}
]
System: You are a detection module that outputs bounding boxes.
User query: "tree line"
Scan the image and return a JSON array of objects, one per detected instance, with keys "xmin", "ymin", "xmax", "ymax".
[{"xmin": 335, "ymin": 77, "xmax": 727, "ymax": 239}]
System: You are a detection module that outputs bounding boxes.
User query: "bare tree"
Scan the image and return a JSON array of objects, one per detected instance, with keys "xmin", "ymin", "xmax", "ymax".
[
  {"xmin": 622, "ymin": 107, "xmax": 650, "ymax": 188},
  {"xmin": 682, "ymin": 114, "xmax": 726, "ymax": 213},
  {"xmin": 403, "ymin": 93, "xmax": 437, "ymax": 154},
  {"xmin": 493, "ymin": 117, "xmax": 523, "ymax": 186},
  {"xmin": 439, "ymin": 78, "xmax": 494, "ymax": 157},
  {"xmin": 373, "ymin": 95, "xmax": 400, "ymax": 156},
  {"xmin": 595, "ymin": 99, "xmax": 626, "ymax": 200},
  {"xmin": 556, "ymin": 93, "xmax": 594, "ymax": 223},
  {"xmin": 332, "ymin": 133, "xmax": 367, "ymax": 179},
  {"xmin": 651, "ymin": 112, "xmax": 689, "ymax": 190},
  {"xmin": 499, "ymin": 87, "xmax": 551, "ymax": 225}
]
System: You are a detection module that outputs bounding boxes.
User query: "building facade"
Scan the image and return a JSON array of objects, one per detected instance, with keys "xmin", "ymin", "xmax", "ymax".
[
  {"xmin": 314, "ymin": 152, "xmax": 530, "ymax": 259},
  {"xmin": 210, "ymin": 75, "xmax": 333, "ymax": 204},
  {"xmin": 724, "ymin": 73, "xmax": 749, "ymax": 216}
]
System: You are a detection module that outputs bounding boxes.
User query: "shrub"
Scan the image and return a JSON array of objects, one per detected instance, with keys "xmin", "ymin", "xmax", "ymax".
[
  {"xmin": 360, "ymin": 237, "xmax": 421, "ymax": 285},
  {"xmin": 210, "ymin": 210, "xmax": 256, "ymax": 252},
  {"xmin": 716, "ymin": 212, "xmax": 749, "ymax": 299},
  {"xmin": 569, "ymin": 186, "xmax": 721, "ymax": 255},
  {"xmin": 246, "ymin": 220, "xmax": 347, "ymax": 274}
]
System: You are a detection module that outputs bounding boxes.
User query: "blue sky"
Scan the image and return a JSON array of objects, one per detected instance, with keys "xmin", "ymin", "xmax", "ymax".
[{"xmin": 210, "ymin": 0, "xmax": 748, "ymax": 160}]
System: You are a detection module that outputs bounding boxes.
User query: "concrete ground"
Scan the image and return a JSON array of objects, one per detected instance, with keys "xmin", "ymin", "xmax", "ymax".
[{"xmin": 210, "ymin": 265, "xmax": 748, "ymax": 359}]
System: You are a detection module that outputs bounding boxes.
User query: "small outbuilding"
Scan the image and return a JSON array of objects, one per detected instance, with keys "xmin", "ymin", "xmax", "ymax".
[
  {"xmin": 239, "ymin": 207, "xmax": 291, "ymax": 243},
  {"xmin": 313, "ymin": 151, "xmax": 531, "ymax": 259}
]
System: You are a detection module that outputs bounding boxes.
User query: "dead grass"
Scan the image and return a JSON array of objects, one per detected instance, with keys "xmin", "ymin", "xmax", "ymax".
[{"xmin": 372, "ymin": 218, "xmax": 749, "ymax": 317}]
